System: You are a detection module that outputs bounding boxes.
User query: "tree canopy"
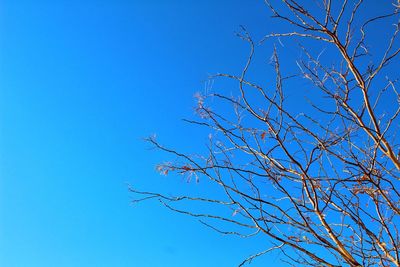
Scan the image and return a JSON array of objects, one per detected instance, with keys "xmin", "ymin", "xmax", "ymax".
[{"xmin": 132, "ymin": 1, "xmax": 400, "ymax": 266}]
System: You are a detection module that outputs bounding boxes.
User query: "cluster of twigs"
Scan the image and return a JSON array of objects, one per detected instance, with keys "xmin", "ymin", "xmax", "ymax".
[{"xmin": 131, "ymin": 1, "xmax": 400, "ymax": 266}]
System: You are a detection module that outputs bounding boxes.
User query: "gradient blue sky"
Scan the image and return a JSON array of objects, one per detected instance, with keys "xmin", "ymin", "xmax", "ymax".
[
  {"xmin": 0, "ymin": 1, "xmax": 396, "ymax": 267},
  {"xmin": 0, "ymin": 1, "xmax": 286, "ymax": 266}
]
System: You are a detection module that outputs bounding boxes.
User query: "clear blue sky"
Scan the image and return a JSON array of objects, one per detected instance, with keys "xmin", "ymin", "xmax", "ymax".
[
  {"xmin": 0, "ymin": 1, "xmax": 286, "ymax": 266},
  {"xmin": 0, "ymin": 1, "xmax": 396, "ymax": 267}
]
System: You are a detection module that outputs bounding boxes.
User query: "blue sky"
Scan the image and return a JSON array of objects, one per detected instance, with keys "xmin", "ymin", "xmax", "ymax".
[
  {"xmin": 0, "ymin": 1, "xmax": 287, "ymax": 266},
  {"xmin": 1, "ymin": 1, "xmax": 398, "ymax": 267}
]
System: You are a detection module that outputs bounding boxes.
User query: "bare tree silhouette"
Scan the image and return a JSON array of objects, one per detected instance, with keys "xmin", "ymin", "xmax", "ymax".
[{"xmin": 132, "ymin": 1, "xmax": 400, "ymax": 266}]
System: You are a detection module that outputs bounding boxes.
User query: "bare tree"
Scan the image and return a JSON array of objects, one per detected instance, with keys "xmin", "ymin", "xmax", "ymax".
[{"xmin": 131, "ymin": 1, "xmax": 400, "ymax": 266}]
